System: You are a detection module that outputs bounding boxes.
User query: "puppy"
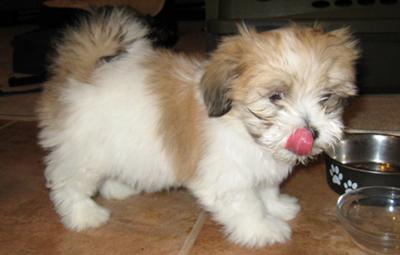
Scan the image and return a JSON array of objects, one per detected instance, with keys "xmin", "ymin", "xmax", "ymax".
[{"xmin": 37, "ymin": 7, "xmax": 359, "ymax": 248}]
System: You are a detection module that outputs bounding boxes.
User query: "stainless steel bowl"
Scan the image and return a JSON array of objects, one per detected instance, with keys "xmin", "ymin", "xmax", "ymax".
[{"xmin": 325, "ymin": 133, "xmax": 400, "ymax": 194}]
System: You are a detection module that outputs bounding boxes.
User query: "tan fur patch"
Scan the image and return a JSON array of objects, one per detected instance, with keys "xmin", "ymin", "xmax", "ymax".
[
  {"xmin": 48, "ymin": 8, "xmax": 143, "ymax": 85},
  {"xmin": 143, "ymin": 50, "xmax": 207, "ymax": 182}
]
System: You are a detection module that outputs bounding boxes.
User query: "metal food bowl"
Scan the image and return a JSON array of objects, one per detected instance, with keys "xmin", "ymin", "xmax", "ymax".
[
  {"xmin": 336, "ymin": 186, "xmax": 400, "ymax": 254},
  {"xmin": 325, "ymin": 133, "xmax": 400, "ymax": 194}
]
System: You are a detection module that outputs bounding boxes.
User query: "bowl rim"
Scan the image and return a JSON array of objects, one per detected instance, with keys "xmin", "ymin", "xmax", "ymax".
[
  {"xmin": 325, "ymin": 132, "xmax": 400, "ymax": 175},
  {"xmin": 336, "ymin": 186, "xmax": 400, "ymax": 241}
]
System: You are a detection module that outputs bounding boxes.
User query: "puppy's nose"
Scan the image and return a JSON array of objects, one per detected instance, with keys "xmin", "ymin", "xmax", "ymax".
[{"xmin": 310, "ymin": 127, "xmax": 319, "ymax": 140}]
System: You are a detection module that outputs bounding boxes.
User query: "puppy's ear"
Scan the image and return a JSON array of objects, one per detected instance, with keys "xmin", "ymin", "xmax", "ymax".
[
  {"xmin": 329, "ymin": 27, "xmax": 360, "ymax": 58},
  {"xmin": 329, "ymin": 27, "xmax": 360, "ymax": 97},
  {"xmin": 200, "ymin": 54, "xmax": 236, "ymax": 117},
  {"xmin": 201, "ymin": 32, "xmax": 249, "ymax": 117}
]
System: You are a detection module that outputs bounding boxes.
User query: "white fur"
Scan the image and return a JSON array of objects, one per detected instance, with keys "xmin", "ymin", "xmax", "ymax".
[
  {"xmin": 38, "ymin": 10, "xmax": 355, "ymax": 248},
  {"xmin": 187, "ymin": 116, "xmax": 296, "ymax": 247},
  {"xmin": 41, "ymin": 41, "xmax": 179, "ymax": 231},
  {"xmin": 40, "ymin": 42, "xmax": 299, "ymax": 244}
]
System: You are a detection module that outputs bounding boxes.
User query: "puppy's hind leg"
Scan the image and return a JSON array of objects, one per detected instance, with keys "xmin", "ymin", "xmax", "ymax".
[
  {"xmin": 46, "ymin": 164, "xmax": 110, "ymax": 231},
  {"xmin": 99, "ymin": 179, "xmax": 140, "ymax": 200}
]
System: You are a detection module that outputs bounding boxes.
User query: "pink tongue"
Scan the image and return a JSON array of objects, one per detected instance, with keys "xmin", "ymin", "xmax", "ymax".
[{"xmin": 285, "ymin": 128, "xmax": 314, "ymax": 156}]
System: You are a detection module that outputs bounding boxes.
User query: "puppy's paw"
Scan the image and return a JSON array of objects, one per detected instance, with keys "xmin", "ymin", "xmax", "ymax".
[
  {"xmin": 61, "ymin": 199, "xmax": 110, "ymax": 231},
  {"xmin": 226, "ymin": 216, "xmax": 291, "ymax": 248},
  {"xmin": 99, "ymin": 179, "xmax": 139, "ymax": 200},
  {"xmin": 267, "ymin": 194, "xmax": 300, "ymax": 221}
]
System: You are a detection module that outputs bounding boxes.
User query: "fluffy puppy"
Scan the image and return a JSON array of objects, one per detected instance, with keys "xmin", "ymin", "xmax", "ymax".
[{"xmin": 37, "ymin": 7, "xmax": 359, "ymax": 248}]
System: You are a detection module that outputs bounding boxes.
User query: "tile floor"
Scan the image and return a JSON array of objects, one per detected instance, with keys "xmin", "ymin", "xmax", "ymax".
[{"xmin": 0, "ymin": 120, "xmax": 366, "ymax": 255}]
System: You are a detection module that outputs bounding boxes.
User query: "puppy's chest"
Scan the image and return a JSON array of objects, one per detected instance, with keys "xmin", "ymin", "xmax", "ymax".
[{"xmin": 253, "ymin": 155, "xmax": 293, "ymax": 186}]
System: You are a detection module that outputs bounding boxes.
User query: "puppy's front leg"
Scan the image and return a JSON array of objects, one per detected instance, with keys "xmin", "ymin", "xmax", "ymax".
[
  {"xmin": 195, "ymin": 188, "xmax": 291, "ymax": 248},
  {"xmin": 259, "ymin": 186, "xmax": 300, "ymax": 221}
]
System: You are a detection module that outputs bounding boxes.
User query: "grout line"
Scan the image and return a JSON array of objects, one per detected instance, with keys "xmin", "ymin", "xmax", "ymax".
[
  {"xmin": 178, "ymin": 210, "xmax": 207, "ymax": 255},
  {"xmin": 0, "ymin": 120, "xmax": 17, "ymax": 131}
]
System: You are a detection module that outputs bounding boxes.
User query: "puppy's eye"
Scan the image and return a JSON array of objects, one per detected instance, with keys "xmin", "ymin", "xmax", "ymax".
[
  {"xmin": 320, "ymin": 93, "xmax": 333, "ymax": 103},
  {"xmin": 269, "ymin": 91, "xmax": 284, "ymax": 103}
]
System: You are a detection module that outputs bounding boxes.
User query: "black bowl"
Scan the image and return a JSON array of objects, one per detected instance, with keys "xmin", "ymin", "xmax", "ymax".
[{"xmin": 324, "ymin": 133, "xmax": 400, "ymax": 194}]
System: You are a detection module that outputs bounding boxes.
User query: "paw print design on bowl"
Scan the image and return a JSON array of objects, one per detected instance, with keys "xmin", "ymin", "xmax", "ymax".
[
  {"xmin": 329, "ymin": 164, "xmax": 343, "ymax": 186},
  {"xmin": 344, "ymin": 180, "xmax": 358, "ymax": 193}
]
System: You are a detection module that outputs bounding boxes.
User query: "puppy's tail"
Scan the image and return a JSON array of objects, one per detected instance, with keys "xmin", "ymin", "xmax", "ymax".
[{"xmin": 48, "ymin": 6, "xmax": 149, "ymax": 82}]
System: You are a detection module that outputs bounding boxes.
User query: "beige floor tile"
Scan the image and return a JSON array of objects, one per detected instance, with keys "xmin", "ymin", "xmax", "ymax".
[{"xmin": 0, "ymin": 92, "xmax": 40, "ymax": 120}]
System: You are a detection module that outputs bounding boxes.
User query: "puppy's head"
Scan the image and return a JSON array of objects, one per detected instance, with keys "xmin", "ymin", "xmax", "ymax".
[{"xmin": 201, "ymin": 24, "xmax": 359, "ymax": 163}]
